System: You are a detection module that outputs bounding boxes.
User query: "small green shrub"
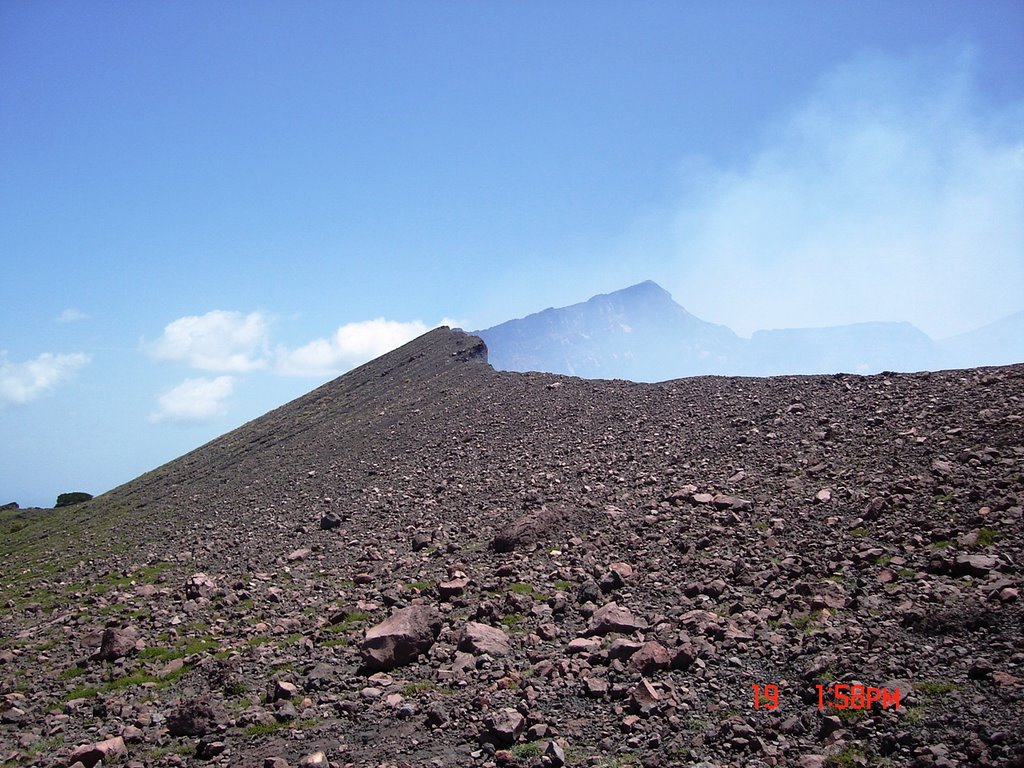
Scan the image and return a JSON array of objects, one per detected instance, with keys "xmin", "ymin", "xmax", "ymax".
[
  {"xmin": 64, "ymin": 685, "xmax": 101, "ymax": 701},
  {"xmin": 916, "ymin": 680, "xmax": 958, "ymax": 697},
  {"xmin": 55, "ymin": 492, "xmax": 93, "ymax": 508},
  {"xmin": 825, "ymin": 747, "xmax": 867, "ymax": 768},
  {"xmin": 792, "ymin": 615, "xmax": 815, "ymax": 632},
  {"xmin": 975, "ymin": 528, "xmax": 1002, "ymax": 547},
  {"xmin": 59, "ymin": 666, "xmax": 87, "ymax": 680},
  {"xmin": 401, "ymin": 680, "xmax": 435, "ymax": 696},
  {"xmin": 512, "ymin": 743, "xmax": 543, "ymax": 759},
  {"xmin": 245, "ymin": 721, "xmax": 287, "ymax": 737}
]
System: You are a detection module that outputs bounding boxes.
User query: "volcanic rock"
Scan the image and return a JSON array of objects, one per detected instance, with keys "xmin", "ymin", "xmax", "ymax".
[
  {"xmin": 67, "ymin": 736, "xmax": 126, "ymax": 768},
  {"xmin": 95, "ymin": 625, "xmax": 139, "ymax": 661},
  {"xmin": 360, "ymin": 604, "xmax": 443, "ymax": 670},
  {"xmin": 458, "ymin": 621, "xmax": 511, "ymax": 656},
  {"xmin": 588, "ymin": 602, "xmax": 647, "ymax": 635},
  {"xmin": 491, "ymin": 506, "xmax": 563, "ymax": 552},
  {"xmin": 166, "ymin": 697, "xmax": 229, "ymax": 737}
]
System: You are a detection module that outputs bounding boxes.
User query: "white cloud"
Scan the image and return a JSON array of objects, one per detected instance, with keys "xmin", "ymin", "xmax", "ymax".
[
  {"xmin": 57, "ymin": 308, "xmax": 89, "ymax": 322},
  {"xmin": 150, "ymin": 375, "xmax": 235, "ymax": 423},
  {"xmin": 276, "ymin": 317, "xmax": 449, "ymax": 377},
  {"xmin": 0, "ymin": 351, "xmax": 90, "ymax": 406},
  {"xmin": 668, "ymin": 50, "xmax": 1024, "ymax": 338},
  {"xmin": 148, "ymin": 311, "xmax": 269, "ymax": 371}
]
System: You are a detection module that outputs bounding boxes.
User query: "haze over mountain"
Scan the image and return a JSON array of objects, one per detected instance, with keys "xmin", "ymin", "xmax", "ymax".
[{"xmin": 476, "ymin": 281, "xmax": 1024, "ymax": 381}]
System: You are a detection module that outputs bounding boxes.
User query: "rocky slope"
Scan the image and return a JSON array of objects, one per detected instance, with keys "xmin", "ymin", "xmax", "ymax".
[{"xmin": 1, "ymin": 328, "xmax": 1022, "ymax": 768}]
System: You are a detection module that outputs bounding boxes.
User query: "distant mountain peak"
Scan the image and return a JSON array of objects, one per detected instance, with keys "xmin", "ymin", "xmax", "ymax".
[
  {"xmin": 472, "ymin": 281, "xmax": 1014, "ymax": 381},
  {"xmin": 598, "ymin": 280, "xmax": 671, "ymax": 301}
]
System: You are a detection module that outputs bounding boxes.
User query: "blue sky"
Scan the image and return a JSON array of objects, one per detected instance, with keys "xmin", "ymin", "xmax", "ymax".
[{"xmin": 2, "ymin": 1, "xmax": 1022, "ymax": 507}]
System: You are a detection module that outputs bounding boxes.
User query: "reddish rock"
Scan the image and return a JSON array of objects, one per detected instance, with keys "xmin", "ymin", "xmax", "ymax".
[
  {"xmin": 607, "ymin": 638, "xmax": 643, "ymax": 660},
  {"xmin": 711, "ymin": 493, "xmax": 753, "ymax": 511},
  {"xmin": 184, "ymin": 573, "xmax": 216, "ymax": 600},
  {"xmin": 491, "ymin": 507, "xmax": 563, "ymax": 552},
  {"xmin": 566, "ymin": 637, "xmax": 602, "ymax": 655},
  {"xmin": 993, "ymin": 671, "xmax": 1021, "ymax": 687},
  {"xmin": 361, "ymin": 604, "xmax": 442, "ymax": 670},
  {"xmin": 166, "ymin": 696, "xmax": 229, "ymax": 737},
  {"xmin": 439, "ymin": 577, "xmax": 470, "ymax": 599},
  {"xmin": 629, "ymin": 679, "xmax": 660, "ymax": 713},
  {"xmin": 627, "ymin": 641, "xmax": 671, "ymax": 673},
  {"xmin": 954, "ymin": 554, "xmax": 999, "ymax": 577},
  {"xmin": 484, "ymin": 707, "xmax": 525, "ymax": 746},
  {"xmin": 68, "ymin": 736, "xmax": 126, "ymax": 768},
  {"xmin": 96, "ymin": 625, "xmax": 139, "ymax": 661},
  {"xmin": 588, "ymin": 602, "xmax": 647, "ymax": 635},
  {"xmin": 459, "ymin": 622, "xmax": 511, "ymax": 656}
]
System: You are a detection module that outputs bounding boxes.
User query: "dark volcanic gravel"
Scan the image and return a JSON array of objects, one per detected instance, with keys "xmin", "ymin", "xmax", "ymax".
[{"xmin": 1, "ymin": 328, "xmax": 1022, "ymax": 768}]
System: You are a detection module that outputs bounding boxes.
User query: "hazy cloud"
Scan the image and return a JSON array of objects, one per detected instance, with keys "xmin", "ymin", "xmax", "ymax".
[
  {"xmin": 148, "ymin": 311, "xmax": 270, "ymax": 371},
  {"xmin": 0, "ymin": 351, "xmax": 90, "ymax": 406},
  {"xmin": 150, "ymin": 375, "xmax": 235, "ymax": 423},
  {"xmin": 57, "ymin": 308, "xmax": 89, "ymax": 322},
  {"xmin": 668, "ymin": 50, "xmax": 1024, "ymax": 338},
  {"xmin": 276, "ymin": 318, "xmax": 455, "ymax": 377}
]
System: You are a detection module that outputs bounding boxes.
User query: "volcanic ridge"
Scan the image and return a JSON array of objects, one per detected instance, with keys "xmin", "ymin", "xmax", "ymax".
[{"xmin": 1, "ymin": 328, "xmax": 1022, "ymax": 768}]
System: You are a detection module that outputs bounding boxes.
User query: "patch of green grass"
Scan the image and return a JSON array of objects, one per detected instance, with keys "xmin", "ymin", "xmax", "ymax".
[
  {"xmin": 903, "ymin": 704, "xmax": 926, "ymax": 724},
  {"xmin": 898, "ymin": 568, "xmax": 916, "ymax": 578},
  {"xmin": 975, "ymin": 528, "xmax": 1002, "ymax": 547},
  {"xmin": 401, "ymin": 680, "xmax": 435, "ymax": 696},
  {"xmin": 406, "ymin": 580, "xmax": 435, "ymax": 591},
  {"xmin": 103, "ymin": 670, "xmax": 161, "ymax": 692},
  {"xmin": 598, "ymin": 753, "xmax": 640, "ymax": 768},
  {"xmin": 553, "ymin": 580, "xmax": 574, "ymax": 591},
  {"xmin": 848, "ymin": 528, "xmax": 869, "ymax": 537},
  {"xmin": 500, "ymin": 612, "xmax": 525, "ymax": 628},
  {"xmin": 245, "ymin": 721, "xmax": 288, "ymax": 737},
  {"xmin": 59, "ymin": 665, "xmax": 87, "ymax": 680},
  {"xmin": 182, "ymin": 638, "xmax": 218, "ymax": 655},
  {"xmin": 139, "ymin": 646, "xmax": 181, "ymax": 662},
  {"xmin": 511, "ymin": 743, "xmax": 543, "ymax": 759},
  {"xmin": 245, "ymin": 635, "xmax": 273, "ymax": 647},
  {"xmin": 24, "ymin": 735, "xmax": 64, "ymax": 756},
  {"xmin": 916, "ymin": 680, "xmax": 958, "ymax": 697},
  {"xmin": 325, "ymin": 610, "xmax": 369, "ymax": 633},
  {"xmin": 933, "ymin": 539, "xmax": 953, "ymax": 550},
  {"xmin": 64, "ymin": 685, "xmax": 101, "ymax": 701},
  {"xmin": 134, "ymin": 562, "xmax": 172, "ymax": 583},
  {"xmin": 508, "ymin": 582, "xmax": 547, "ymax": 600},
  {"xmin": 825, "ymin": 746, "xmax": 867, "ymax": 768},
  {"xmin": 836, "ymin": 707, "xmax": 866, "ymax": 724},
  {"xmin": 792, "ymin": 614, "xmax": 815, "ymax": 632},
  {"xmin": 244, "ymin": 718, "xmax": 319, "ymax": 738},
  {"xmin": 225, "ymin": 680, "xmax": 247, "ymax": 696},
  {"xmin": 875, "ymin": 554, "xmax": 891, "ymax": 566}
]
